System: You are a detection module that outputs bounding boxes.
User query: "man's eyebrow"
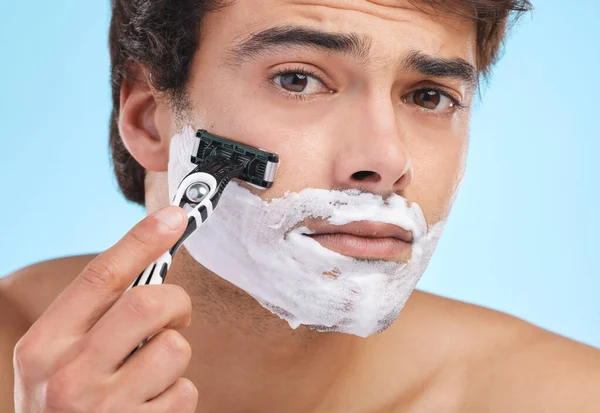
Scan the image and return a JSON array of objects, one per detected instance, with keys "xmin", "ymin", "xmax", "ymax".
[
  {"xmin": 227, "ymin": 25, "xmax": 372, "ymax": 64},
  {"xmin": 403, "ymin": 50, "xmax": 478, "ymax": 90}
]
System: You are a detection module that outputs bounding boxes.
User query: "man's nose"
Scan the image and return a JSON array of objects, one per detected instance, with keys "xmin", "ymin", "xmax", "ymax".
[{"xmin": 332, "ymin": 95, "xmax": 413, "ymax": 194}]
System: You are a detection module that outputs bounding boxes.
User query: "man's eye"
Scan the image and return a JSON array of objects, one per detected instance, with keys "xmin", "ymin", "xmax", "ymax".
[
  {"xmin": 273, "ymin": 71, "xmax": 328, "ymax": 95},
  {"xmin": 404, "ymin": 88, "xmax": 459, "ymax": 111}
]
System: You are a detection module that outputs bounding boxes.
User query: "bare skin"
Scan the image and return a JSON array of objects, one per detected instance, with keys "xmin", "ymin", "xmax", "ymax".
[
  {"xmin": 2, "ymin": 0, "xmax": 600, "ymax": 412},
  {"xmin": 2, "ymin": 251, "xmax": 600, "ymax": 413}
]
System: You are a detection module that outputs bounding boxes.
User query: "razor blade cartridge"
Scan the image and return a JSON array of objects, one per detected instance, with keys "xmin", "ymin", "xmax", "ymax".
[{"xmin": 191, "ymin": 129, "xmax": 279, "ymax": 189}]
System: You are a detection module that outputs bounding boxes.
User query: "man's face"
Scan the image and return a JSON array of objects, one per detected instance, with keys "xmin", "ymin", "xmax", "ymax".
[{"xmin": 155, "ymin": 0, "xmax": 476, "ymax": 258}]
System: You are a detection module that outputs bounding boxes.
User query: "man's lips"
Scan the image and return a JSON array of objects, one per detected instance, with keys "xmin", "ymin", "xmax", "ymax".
[{"xmin": 304, "ymin": 221, "xmax": 414, "ymax": 260}]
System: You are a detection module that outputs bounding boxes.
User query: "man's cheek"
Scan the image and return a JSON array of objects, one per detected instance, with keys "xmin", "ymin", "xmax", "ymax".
[
  {"xmin": 219, "ymin": 129, "xmax": 335, "ymax": 196},
  {"xmin": 410, "ymin": 172, "xmax": 460, "ymax": 225}
]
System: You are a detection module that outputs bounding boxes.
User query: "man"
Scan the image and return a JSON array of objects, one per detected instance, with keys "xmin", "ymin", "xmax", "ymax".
[{"xmin": 1, "ymin": 0, "xmax": 599, "ymax": 412}]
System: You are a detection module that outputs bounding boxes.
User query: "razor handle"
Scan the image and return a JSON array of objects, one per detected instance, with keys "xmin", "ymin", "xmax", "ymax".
[
  {"xmin": 122, "ymin": 160, "xmax": 245, "ymax": 359},
  {"xmin": 126, "ymin": 157, "xmax": 245, "ymax": 290}
]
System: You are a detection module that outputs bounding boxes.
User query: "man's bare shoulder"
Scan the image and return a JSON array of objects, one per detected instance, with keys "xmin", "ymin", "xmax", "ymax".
[
  {"xmin": 404, "ymin": 291, "xmax": 600, "ymax": 412},
  {"xmin": 462, "ymin": 309, "xmax": 600, "ymax": 412},
  {"xmin": 0, "ymin": 254, "xmax": 98, "ymax": 323}
]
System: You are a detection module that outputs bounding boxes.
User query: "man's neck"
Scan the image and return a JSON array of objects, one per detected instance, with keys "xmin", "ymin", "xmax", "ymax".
[{"xmin": 168, "ymin": 249, "xmax": 436, "ymax": 413}]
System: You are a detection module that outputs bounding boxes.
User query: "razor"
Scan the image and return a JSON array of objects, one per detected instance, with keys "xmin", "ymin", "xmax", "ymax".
[
  {"xmin": 126, "ymin": 130, "xmax": 279, "ymax": 290},
  {"xmin": 121, "ymin": 130, "xmax": 278, "ymax": 359}
]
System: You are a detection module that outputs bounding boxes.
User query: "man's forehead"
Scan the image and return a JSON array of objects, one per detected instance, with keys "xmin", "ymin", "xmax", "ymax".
[
  {"xmin": 212, "ymin": 0, "xmax": 477, "ymax": 65},
  {"xmin": 225, "ymin": 0, "xmax": 474, "ymax": 31}
]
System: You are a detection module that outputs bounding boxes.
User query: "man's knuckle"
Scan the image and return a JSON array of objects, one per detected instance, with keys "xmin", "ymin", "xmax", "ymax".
[
  {"xmin": 82, "ymin": 258, "xmax": 120, "ymax": 289},
  {"xmin": 174, "ymin": 378, "xmax": 199, "ymax": 412},
  {"xmin": 161, "ymin": 329, "xmax": 191, "ymax": 357},
  {"xmin": 173, "ymin": 285, "xmax": 192, "ymax": 307},
  {"xmin": 127, "ymin": 288, "xmax": 163, "ymax": 318},
  {"xmin": 169, "ymin": 285, "xmax": 193, "ymax": 314},
  {"xmin": 13, "ymin": 336, "xmax": 44, "ymax": 373},
  {"xmin": 125, "ymin": 229, "xmax": 153, "ymax": 253}
]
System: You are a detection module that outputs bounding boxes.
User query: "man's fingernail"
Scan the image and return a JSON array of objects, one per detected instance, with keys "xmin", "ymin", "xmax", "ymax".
[{"xmin": 155, "ymin": 207, "xmax": 185, "ymax": 230}]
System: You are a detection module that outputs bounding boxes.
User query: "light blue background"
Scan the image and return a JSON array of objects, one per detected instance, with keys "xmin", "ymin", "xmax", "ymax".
[{"xmin": 1, "ymin": 1, "xmax": 598, "ymax": 347}]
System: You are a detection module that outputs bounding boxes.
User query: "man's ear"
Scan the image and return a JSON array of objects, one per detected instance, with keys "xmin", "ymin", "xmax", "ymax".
[{"xmin": 118, "ymin": 64, "xmax": 171, "ymax": 172}]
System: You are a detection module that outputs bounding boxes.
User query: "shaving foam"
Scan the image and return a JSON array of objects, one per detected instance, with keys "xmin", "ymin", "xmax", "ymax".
[{"xmin": 168, "ymin": 127, "xmax": 444, "ymax": 337}]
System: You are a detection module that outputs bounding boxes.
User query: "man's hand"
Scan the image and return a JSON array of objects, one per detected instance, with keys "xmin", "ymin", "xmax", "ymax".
[{"xmin": 12, "ymin": 206, "xmax": 198, "ymax": 413}]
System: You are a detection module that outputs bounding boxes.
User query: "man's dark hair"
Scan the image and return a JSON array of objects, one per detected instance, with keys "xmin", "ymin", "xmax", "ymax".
[{"xmin": 109, "ymin": 0, "xmax": 532, "ymax": 206}]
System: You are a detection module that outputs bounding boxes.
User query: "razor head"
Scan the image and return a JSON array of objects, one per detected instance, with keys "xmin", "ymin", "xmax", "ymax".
[{"xmin": 191, "ymin": 129, "xmax": 279, "ymax": 189}]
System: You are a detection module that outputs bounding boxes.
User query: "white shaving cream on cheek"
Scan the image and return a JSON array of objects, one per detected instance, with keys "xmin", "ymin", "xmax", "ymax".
[{"xmin": 169, "ymin": 127, "xmax": 445, "ymax": 337}]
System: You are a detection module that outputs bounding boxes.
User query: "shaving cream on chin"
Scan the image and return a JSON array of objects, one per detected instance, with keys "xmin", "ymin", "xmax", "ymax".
[{"xmin": 168, "ymin": 127, "xmax": 445, "ymax": 337}]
